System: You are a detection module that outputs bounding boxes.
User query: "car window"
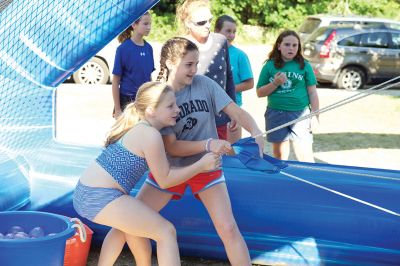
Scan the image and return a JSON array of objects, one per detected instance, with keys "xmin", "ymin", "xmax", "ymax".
[
  {"xmin": 308, "ymin": 27, "xmax": 333, "ymax": 43},
  {"xmin": 299, "ymin": 18, "xmax": 321, "ymax": 34},
  {"xmin": 359, "ymin": 32, "xmax": 390, "ymax": 48},
  {"xmin": 358, "ymin": 22, "xmax": 385, "ymax": 28},
  {"xmin": 330, "ymin": 21, "xmax": 385, "ymax": 28},
  {"xmin": 391, "ymin": 32, "xmax": 400, "ymax": 49},
  {"xmin": 386, "ymin": 23, "xmax": 400, "ymax": 30},
  {"xmin": 330, "ymin": 20, "xmax": 357, "ymax": 26},
  {"xmin": 338, "ymin": 35, "xmax": 360, "ymax": 46}
]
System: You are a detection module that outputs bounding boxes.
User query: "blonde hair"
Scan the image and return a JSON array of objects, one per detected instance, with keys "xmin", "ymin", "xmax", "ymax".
[
  {"xmin": 105, "ymin": 81, "xmax": 173, "ymax": 146},
  {"xmin": 156, "ymin": 37, "xmax": 199, "ymax": 82},
  {"xmin": 117, "ymin": 11, "xmax": 151, "ymax": 43},
  {"xmin": 176, "ymin": 0, "xmax": 210, "ymax": 34}
]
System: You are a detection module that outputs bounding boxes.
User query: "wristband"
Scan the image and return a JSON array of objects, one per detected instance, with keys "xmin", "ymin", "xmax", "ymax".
[{"xmin": 205, "ymin": 138, "xmax": 212, "ymax": 152}]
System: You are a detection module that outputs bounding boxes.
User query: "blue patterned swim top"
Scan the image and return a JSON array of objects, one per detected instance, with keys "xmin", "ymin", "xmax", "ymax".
[{"xmin": 96, "ymin": 139, "xmax": 148, "ymax": 194}]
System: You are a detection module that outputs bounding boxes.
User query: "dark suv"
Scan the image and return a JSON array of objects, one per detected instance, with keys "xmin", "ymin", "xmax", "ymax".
[{"xmin": 303, "ymin": 25, "xmax": 400, "ymax": 90}]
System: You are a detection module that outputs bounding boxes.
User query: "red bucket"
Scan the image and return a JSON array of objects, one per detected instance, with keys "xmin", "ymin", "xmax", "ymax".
[{"xmin": 64, "ymin": 218, "xmax": 93, "ymax": 266}]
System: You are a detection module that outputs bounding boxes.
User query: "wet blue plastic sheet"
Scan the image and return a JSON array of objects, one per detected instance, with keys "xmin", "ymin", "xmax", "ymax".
[{"xmin": 0, "ymin": 0, "xmax": 159, "ymax": 210}]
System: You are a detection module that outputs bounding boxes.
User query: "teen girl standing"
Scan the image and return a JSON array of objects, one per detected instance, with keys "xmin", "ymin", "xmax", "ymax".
[
  {"xmin": 73, "ymin": 81, "xmax": 220, "ymax": 266},
  {"xmin": 101, "ymin": 37, "xmax": 264, "ymax": 266},
  {"xmin": 256, "ymin": 30, "xmax": 319, "ymax": 162},
  {"xmin": 112, "ymin": 11, "xmax": 155, "ymax": 118},
  {"xmin": 215, "ymin": 15, "xmax": 254, "ymax": 143}
]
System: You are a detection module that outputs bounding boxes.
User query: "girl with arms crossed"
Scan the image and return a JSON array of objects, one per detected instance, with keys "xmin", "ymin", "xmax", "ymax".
[
  {"xmin": 73, "ymin": 82, "xmax": 220, "ymax": 266},
  {"xmin": 214, "ymin": 15, "xmax": 254, "ymax": 143},
  {"xmin": 256, "ymin": 30, "xmax": 319, "ymax": 162}
]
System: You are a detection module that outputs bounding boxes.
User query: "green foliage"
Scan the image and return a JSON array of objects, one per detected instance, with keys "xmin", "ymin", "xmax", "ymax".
[
  {"xmin": 149, "ymin": 0, "xmax": 400, "ymax": 44},
  {"xmin": 148, "ymin": 13, "xmax": 178, "ymax": 42}
]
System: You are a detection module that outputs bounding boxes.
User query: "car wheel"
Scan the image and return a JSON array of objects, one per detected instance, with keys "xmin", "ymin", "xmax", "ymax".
[
  {"xmin": 72, "ymin": 57, "xmax": 109, "ymax": 85},
  {"xmin": 337, "ymin": 67, "xmax": 366, "ymax": 91}
]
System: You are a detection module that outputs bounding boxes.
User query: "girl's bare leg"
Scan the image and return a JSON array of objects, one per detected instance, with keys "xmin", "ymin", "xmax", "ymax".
[
  {"xmin": 98, "ymin": 229, "xmax": 127, "ymax": 265},
  {"xmin": 94, "ymin": 194, "xmax": 178, "ymax": 266},
  {"xmin": 198, "ymin": 183, "xmax": 251, "ymax": 266},
  {"xmin": 97, "ymin": 185, "xmax": 173, "ymax": 266},
  {"xmin": 272, "ymin": 141, "xmax": 290, "ymax": 160},
  {"xmin": 292, "ymin": 141, "xmax": 315, "ymax": 162},
  {"xmin": 99, "ymin": 229, "xmax": 152, "ymax": 266}
]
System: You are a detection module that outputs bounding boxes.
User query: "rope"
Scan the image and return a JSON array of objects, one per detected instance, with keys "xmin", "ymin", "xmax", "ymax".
[
  {"xmin": 262, "ymin": 76, "xmax": 400, "ymax": 135},
  {"xmin": 290, "ymin": 164, "xmax": 400, "ymax": 182},
  {"xmin": 258, "ymin": 78, "xmax": 400, "ymax": 217},
  {"xmin": 281, "ymin": 171, "xmax": 400, "ymax": 217}
]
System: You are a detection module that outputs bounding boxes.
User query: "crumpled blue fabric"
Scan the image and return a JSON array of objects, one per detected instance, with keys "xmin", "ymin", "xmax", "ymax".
[{"xmin": 231, "ymin": 137, "xmax": 286, "ymax": 172}]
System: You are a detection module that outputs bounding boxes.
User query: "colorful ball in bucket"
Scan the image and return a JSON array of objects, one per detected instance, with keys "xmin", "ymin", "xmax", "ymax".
[
  {"xmin": 29, "ymin": 227, "xmax": 45, "ymax": 238},
  {"xmin": 8, "ymin": 225, "xmax": 25, "ymax": 234}
]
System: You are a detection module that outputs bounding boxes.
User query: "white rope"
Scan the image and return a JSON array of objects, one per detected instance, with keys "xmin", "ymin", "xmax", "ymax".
[
  {"xmin": 281, "ymin": 171, "xmax": 400, "ymax": 217},
  {"xmin": 290, "ymin": 164, "xmax": 400, "ymax": 182},
  {"xmin": 262, "ymin": 76, "xmax": 400, "ymax": 136}
]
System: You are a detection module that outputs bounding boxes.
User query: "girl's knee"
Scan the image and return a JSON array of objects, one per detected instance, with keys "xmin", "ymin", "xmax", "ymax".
[
  {"xmin": 216, "ymin": 221, "xmax": 239, "ymax": 240},
  {"xmin": 155, "ymin": 221, "xmax": 176, "ymax": 242},
  {"xmin": 165, "ymin": 221, "xmax": 177, "ymax": 237}
]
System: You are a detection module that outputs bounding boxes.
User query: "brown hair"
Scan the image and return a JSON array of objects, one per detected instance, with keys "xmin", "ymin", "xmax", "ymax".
[
  {"xmin": 105, "ymin": 81, "xmax": 173, "ymax": 146},
  {"xmin": 268, "ymin": 30, "xmax": 305, "ymax": 69},
  {"xmin": 117, "ymin": 11, "xmax": 150, "ymax": 43},
  {"xmin": 214, "ymin": 15, "xmax": 236, "ymax": 32},
  {"xmin": 176, "ymin": 0, "xmax": 210, "ymax": 34},
  {"xmin": 156, "ymin": 37, "xmax": 199, "ymax": 82}
]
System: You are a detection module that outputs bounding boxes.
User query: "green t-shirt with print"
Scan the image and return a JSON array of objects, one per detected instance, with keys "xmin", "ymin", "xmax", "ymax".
[{"xmin": 256, "ymin": 60, "xmax": 317, "ymax": 111}]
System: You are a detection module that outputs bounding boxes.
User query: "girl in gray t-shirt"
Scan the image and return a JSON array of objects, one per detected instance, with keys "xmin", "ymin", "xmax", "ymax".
[{"xmin": 101, "ymin": 37, "xmax": 265, "ymax": 266}]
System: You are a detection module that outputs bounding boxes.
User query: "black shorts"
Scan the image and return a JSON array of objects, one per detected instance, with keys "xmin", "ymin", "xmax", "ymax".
[{"xmin": 120, "ymin": 94, "xmax": 136, "ymax": 111}]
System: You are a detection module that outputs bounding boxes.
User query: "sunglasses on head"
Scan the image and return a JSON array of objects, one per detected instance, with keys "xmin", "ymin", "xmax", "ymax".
[{"xmin": 193, "ymin": 18, "xmax": 213, "ymax": 26}]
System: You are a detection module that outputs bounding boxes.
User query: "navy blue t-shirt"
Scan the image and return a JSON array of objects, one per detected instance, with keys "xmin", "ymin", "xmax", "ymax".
[{"xmin": 112, "ymin": 39, "xmax": 155, "ymax": 97}]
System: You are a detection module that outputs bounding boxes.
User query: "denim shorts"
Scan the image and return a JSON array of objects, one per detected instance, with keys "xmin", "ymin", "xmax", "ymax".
[
  {"xmin": 73, "ymin": 181, "xmax": 125, "ymax": 221},
  {"xmin": 265, "ymin": 107, "xmax": 313, "ymax": 143}
]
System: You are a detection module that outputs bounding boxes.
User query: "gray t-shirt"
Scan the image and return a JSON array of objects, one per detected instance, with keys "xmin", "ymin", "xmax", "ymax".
[{"xmin": 161, "ymin": 75, "xmax": 232, "ymax": 167}]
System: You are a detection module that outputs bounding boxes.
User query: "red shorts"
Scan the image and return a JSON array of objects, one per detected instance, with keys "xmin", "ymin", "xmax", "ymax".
[
  {"xmin": 217, "ymin": 124, "xmax": 228, "ymax": 140},
  {"xmin": 146, "ymin": 170, "xmax": 224, "ymax": 200}
]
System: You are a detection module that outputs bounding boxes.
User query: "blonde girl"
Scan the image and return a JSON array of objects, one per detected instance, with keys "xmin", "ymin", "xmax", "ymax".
[{"xmin": 73, "ymin": 81, "xmax": 220, "ymax": 266}]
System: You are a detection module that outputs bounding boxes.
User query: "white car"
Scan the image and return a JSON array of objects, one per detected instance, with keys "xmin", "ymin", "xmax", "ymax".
[{"xmin": 71, "ymin": 39, "xmax": 119, "ymax": 84}]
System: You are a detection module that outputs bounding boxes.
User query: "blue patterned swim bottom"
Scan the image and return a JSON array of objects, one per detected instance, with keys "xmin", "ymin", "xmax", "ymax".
[{"xmin": 73, "ymin": 181, "xmax": 125, "ymax": 221}]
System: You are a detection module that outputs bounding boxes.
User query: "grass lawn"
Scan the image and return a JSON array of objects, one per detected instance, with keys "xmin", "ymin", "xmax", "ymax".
[{"xmin": 312, "ymin": 88, "xmax": 400, "ymax": 170}]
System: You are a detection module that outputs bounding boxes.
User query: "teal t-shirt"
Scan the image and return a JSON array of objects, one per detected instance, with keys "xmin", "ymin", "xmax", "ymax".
[
  {"xmin": 256, "ymin": 60, "xmax": 317, "ymax": 111},
  {"xmin": 229, "ymin": 45, "xmax": 253, "ymax": 106}
]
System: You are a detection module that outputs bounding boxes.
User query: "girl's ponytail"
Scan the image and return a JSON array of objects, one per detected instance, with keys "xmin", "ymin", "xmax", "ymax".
[
  {"xmin": 104, "ymin": 81, "xmax": 174, "ymax": 147},
  {"xmin": 105, "ymin": 103, "xmax": 139, "ymax": 146},
  {"xmin": 156, "ymin": 65, "xmax": 169, "ymax": 82},
  {"xmin": 117, "ymin": 26, "xmax": 132, "ymax": 43}
]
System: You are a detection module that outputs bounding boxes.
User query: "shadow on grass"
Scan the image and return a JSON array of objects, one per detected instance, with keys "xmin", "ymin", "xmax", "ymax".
[{"xmin": 314, "ymin": 132, "xmax": 400, "ymax": 153}]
